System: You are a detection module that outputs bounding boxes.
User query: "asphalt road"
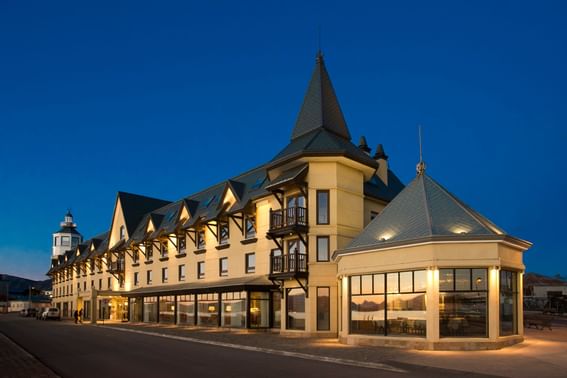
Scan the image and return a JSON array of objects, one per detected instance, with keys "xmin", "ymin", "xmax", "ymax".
[{"xmin": 0, "ymin": 315, "xmax": 488, "ymax": 378}]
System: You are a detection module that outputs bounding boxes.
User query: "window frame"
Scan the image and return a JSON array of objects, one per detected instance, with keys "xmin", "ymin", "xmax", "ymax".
[
  {"xmin": 244, "ymin": 215, "xmax": 256, "ymax": 239},
  {"xmin": 162, "ymin": 267, "xmax": 168, "ymax": 283},
  {"xmin": 219, "ymin": 257, "xmax": 228, "ymax": 277},
  {"xmin": 316, "ymin": 190, "xmax": 330, "ymax": 225},
  {"xmin": 197, "ymin": 261, "xmax": 205, "ymax": 279},
  {"xmin": 178, "ymin": 264, "xmax": 186, "ymax": 281},
  {"xmin": 245, "ymin": 252, "xmax": 256, "ymax": 274},
  {"xmin": 316, "ymin": 236, "xmax": 330, "ymax": 262}
]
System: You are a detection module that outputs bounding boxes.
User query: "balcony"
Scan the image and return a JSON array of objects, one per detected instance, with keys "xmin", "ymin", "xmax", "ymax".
[
  {"xmin": 268, "ymin": 206, "xmax": 308, "ymax": 237},
  {"xmin": 269, "ymin": 251, "xmax": 308, "ymax": 279},
  {"xmin": 108, "ymin": 260, "xmax": 125, "ymax": 273}
]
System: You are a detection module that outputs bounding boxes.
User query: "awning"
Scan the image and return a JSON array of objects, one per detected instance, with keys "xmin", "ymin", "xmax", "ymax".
[{"xmin": 122, "ymin": 275, "xmax": 277, "ymax": 297}]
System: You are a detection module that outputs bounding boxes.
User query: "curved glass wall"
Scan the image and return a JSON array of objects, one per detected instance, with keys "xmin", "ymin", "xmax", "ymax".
[{"xmin": 350, "ymin": 271, "xmax": 426, "ymax": 336}]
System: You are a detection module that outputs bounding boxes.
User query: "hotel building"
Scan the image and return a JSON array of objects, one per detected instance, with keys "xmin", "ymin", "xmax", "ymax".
[{"xmin": 47, "ymin": 53, "xmax": 531, "ymax": 349}]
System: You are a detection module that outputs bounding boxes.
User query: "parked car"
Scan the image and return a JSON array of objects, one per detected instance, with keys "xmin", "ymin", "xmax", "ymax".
[
  {"xmin": 41, "ymin": 307, "xmax": 60, "ymax": 320},
  {"xmin": 20, "ymin": 309, "xmax": 28, "ymax": 317},
  {"xmin": 26, "ymin": 308, "xmax": 38, "ymax": 317}
]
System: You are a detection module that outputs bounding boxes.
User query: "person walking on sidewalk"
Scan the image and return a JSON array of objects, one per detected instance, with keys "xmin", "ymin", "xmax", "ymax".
[
  {"xmin": 78, "ymin": 309, "xmax": 83, "ymax": 324},
  {"xmin": 73, "ymin": 310, "xmax": 79, "ymax": 324}
]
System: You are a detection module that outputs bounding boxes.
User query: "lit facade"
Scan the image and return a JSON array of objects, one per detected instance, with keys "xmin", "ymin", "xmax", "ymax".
[{"xmin": 47, "ymin": 53, "xmax": 530, "ymax": 349}]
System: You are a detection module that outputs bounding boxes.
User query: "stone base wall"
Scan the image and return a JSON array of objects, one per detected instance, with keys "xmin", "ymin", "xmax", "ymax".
[{"xmin": 340, "ymin": 335, "xmax": 524, "ymax": 350}]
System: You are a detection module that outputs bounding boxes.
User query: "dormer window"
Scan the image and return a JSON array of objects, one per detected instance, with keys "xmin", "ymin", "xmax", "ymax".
[
  {"xmin": 245, "ymin": 216, "xmax": 256, "ymax": 239},
  {"xmin": 119, "ymin": 225, "xmax": 126, "ymax": 240},
  {"xmin": 219, "ymin": 222, "xmax": 229, "ymax": 245},
  {"xmin": 161, "ymin": 241, "xmax": 168, "ymax": 258},
  {"xmin": 197, "ymin": 229, "xmax": 206, "ymax": 250},
  {"xmin": 178, "ymin": 235, "xmax": 186, "ymax": 253}
]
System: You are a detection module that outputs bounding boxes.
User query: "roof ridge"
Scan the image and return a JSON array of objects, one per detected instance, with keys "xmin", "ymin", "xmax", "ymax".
[{"xmin": 420, "ymin": 174, "xmax": 434, "ymax": 236}]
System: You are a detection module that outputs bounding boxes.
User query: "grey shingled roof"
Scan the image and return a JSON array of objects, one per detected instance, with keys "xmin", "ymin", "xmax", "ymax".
[
  {"xmin": 116, "ymin": 192, "xmax": 171, "ymax": 236},
  {"xmin": 364, "ymin": 170, "xmax": 405, "ymax": 202},
  {"xmin": 265, "ymin": 164, "xmax": 308, "ymax": 190},
  {"xmin": 270, "ymin": 128, "xmax": 378, "ymax": 169},
  {"xmin": 292, "ymin": 52, "xmax": 351, "ymax": 141},
  {"xmin": 338, "ymin": 173, "xmax": 522, "ymax": 254}
]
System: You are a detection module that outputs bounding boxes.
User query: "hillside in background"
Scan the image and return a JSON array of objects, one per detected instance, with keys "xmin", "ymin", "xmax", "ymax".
[{"xmin": 0, "ymin": 274, "xmax": 51, "ymax": 298}]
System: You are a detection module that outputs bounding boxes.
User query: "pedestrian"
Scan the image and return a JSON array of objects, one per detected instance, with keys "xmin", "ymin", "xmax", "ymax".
[
  {"xmin": 78, "ymin": 308, "xmax": 83, "ymax": 324},
  {"xmin": 73, "ymin": 309, "xmax": 78, "ymax": 324}
]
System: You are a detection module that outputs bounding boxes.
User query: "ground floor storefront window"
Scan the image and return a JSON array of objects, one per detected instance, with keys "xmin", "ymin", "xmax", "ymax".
[
  {"xmin": 317, "ymin": 287, "xmax": 330, "ymax": 331},
  {"xmin": 272, "ymin": 291, "xmax": 281, "ymax": 329},
  {"xmin": 197, "ymin": 293, "xmax": 219, "ymax": 326},
  {"xmin": 143, "ymin": 296, "xmax": 157, "ymax": 323},
  {"xmin": 439, "ymin": 268, "xmax": 488, "ymax": 338},
  {"xmin": 350, "ymin": 270, "xmax": 426, "ymax": 337},
  {"xmin": 83, "ymin": 300, "xmax": 91, "ymax": 321},
  {"xmin": 286, "ymin": 288, "xmax": 305, "ymax": 330},
  {"xmin": 130, "ymin": 297, "xmax": 143, "ymax": 322},
  {"xmin": 159, "ymin": 296, "xmax": 175, "ymax": 324},
  {"xmin": 500, "ymin": 270, "xmax": 518, "ymax": 336},
  {"xmin": 177, "ymin": 295, "xmax": 195, "ymax": 325},
  {"xmin": 249, "ymin": 292, "xmax": 269, "ymax": 328},
  {"xmin": 221, "ymin": 292, "xmax": 246, "ymax": 328}
]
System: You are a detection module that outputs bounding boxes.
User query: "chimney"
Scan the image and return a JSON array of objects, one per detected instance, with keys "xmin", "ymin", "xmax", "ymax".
[
  {"xmin": 373, "ymin": 144, "xmax": 389, "ymax": 185},
  {"xmin": 358, "ymin": 136, "xmax": 371, "ymax": 155}
]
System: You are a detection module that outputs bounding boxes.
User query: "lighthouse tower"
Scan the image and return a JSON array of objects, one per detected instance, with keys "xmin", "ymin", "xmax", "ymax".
[{"xmin": 52, "ymin": 210, "xmax": 82, "ymax": 259}]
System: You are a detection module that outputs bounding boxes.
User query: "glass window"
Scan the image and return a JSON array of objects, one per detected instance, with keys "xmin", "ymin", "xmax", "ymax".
[
  {"xmin": 61, "ymin": 236, "xmax": 70, "ymax": 246},
  {"xmin": 134, "ymin": 272, "xmax": 139, "ymax": 286},
  {"xmin": 317, "ymin": 287, "xmax": 330, "ymax": 331},
  {"xmin": 455, "ymin": 269, "xmax": 471, "ymax": 291},
  {"xmin": 473, "ymin": 269, "xmax": 488, "ymax": 291},
  {"xmin": 387, "ymin": 273, "xmax": 399, "ymax": 293},
  {"xmin": 146, "ymin": 244, "xmax": 153, "ymax": 260},
  {"xmin": 130, "ymin": 297, "xmax": 143, "ymax": 322},
  {"xmin": 221, "ymin": 291, "xmax": 246, "ymax": 328},
  {"xmin": 414, "ymin": 270, "xmax": 427, "ymax": 292},
  {"xmin": 500, "ymin": 270, "xmax": 518, "ymax": 336},
  {"xmin": 178, "ymin": 264, "xmax": 186, "ymax": 281},
  {"xmin": 219, "ymin": 257, "xmax": 228, "ymax": 277},
  {"xmin": 350, "ymin": 270, "xmax": 428, "ymax": 337},
  {"xmin": 439, "ymin": 268, "xmax": 488, "ymax": 338},
  {"xmin": 219, "ymin": 222, "xmax": 229, "ymax": 245},
  {"xmin": 54, "ymin": 237, "xmax": 58, "ymax": 246},
  {"xmin": 439, "ymin": 269, "xmax": 454, "ymax": 291},
  {"xmin": 197, "ymin": 230, "xmax": 206, "ymax": 249},
  {"xmin": 147, "ymin": 270, "xmax": 152, "ymax": 285},
  {"xmin": 351, "ymin": 276, "xmax": 361, "ymax": 295},
  {"xmin": 249, "ymin": 292, "xmax": 270, "ymax": 328},
  {"xmin": 272, "ymin": 291, "xmax": 282, "ymax": 329},
  {"xmin": 245, "ymin": 253, "xmax": 255, "ymax": 273},
  {"xmin": 317, "ymin": 236, "xmax": 330, "ymax": 262},
  {"xmin": 400, "ymin": 272, "xmax": 413, "ymax": 293},
  {"xmin": 245, "ymin": 216, "xmax": 256, "ymax": 239},
  {"xmin": 178, "ymin": 235, "xmax": 186, "ymax": 252},
  {"xmin": 159, "ymin": 296, "xmax": 175, "ymax": 324},
  {"xmin": 161, "ymin": 241, "xmax": 168, "ymax": 258},
  {"xmin": 177, "ymin": 295, "xmax": 195, "ymax": 325},
  {"xmin": 286, "ymin": 288, "xmax": 305, "ymax": 330},
  {"xmin": 162, "ymin": 267, "xmax": 168, "ymax": 283},
  {"xmin": 361, "ymin": 275, "xmax": 373, "ymax": 294},
  {"xmin": 350, "ymin": 294, "xmax": 386, "ymax": 335},
  {"xmin": 197, "ymin": 261, "xmax": 205, "ymax": 279},
  {"xmin": 197, "ymin": 293, "xmax": 218, "ymax": 326},
  {"xmin": 143, "ymin": 297, "xmax": 157, "ymax": 323},
  {"xmin": 373, "ymin": 274, "xmax": 385, "ymax": 294},
  {"xmin": 119, "ymin": 225, "xmax": 125, "ymax": 240},
  {"xmin": 316, "ymin": 190, "xmax": 329, "ymax": 224}
]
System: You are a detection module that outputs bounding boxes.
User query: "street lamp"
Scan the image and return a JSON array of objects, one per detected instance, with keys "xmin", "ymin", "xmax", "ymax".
[{"xmin": 28, "ymin": 286, "xmax": 35, "ymax": 310}]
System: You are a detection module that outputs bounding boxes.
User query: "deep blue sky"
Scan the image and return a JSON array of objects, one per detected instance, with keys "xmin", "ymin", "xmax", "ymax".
[{"xmin": 0, "ymin": 1, "xmax": 565, "ymax": 280}]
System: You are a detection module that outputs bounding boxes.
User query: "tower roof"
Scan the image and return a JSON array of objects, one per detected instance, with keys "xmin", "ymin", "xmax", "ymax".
[
  {"xmin": 291, "ymin": 52, "xmax": 351, "ymax": 141},
  {"xmin": 337, "ymin": 173, "xmax": 531, "ymax": 255}
]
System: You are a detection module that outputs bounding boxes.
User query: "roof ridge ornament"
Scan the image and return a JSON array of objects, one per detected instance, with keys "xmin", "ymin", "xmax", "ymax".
[{"xmin": 416, "ymin": 124, "xmax": 426, "ymax": 175}]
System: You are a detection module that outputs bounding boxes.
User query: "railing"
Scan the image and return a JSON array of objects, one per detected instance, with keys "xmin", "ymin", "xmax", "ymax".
[
  {"xmin": 269, "ymin": 206, "xmax": 308, "ymax": 230},
  {"xmin": 108, "ymin": 260, "xmax": 125, "ymax": 273},
  {"xmin": 270, "ymin": 251, "xmax": 308, "ymax": 275}
]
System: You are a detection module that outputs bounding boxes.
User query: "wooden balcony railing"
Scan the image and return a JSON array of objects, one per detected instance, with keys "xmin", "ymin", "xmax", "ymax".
[
  {"xmin": 269, "ymin": 206, "xmax": 308, "ymax": 231},
  {"xmin": 108, "ymin": 260, "xmax": 125, "ymax": 273},
  {"xmin": 270, "ymin": 251, "xmax": 307, "ymax": 276}
]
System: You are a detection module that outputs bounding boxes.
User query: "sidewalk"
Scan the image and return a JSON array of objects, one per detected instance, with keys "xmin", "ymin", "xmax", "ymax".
[
  {"xmin": 99, "ymin": 323, "xmax": 567, "ymax": 378},
  {"xmin": 0, "ymin": 332, "xmax": 58, "ymax": 378}
]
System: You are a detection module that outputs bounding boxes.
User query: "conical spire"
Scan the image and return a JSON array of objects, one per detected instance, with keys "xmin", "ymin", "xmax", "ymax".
[{"xmin": 291, "ymin": 52, "xmax": 351, "ymax": 141}]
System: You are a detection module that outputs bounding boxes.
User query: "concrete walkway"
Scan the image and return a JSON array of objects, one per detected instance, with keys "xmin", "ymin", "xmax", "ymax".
[
  {"xmin": 0, "ymin": 332, "xmax": 58, "ymax": 378},
  {"xmin": 101, "ymin": 323, "xmax": 567, "ymax": 378}
]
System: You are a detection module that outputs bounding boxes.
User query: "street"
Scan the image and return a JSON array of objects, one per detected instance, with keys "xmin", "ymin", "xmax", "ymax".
[{"xmin": 0, "ymin": 314, "xmax": 487, "ymax": 378}]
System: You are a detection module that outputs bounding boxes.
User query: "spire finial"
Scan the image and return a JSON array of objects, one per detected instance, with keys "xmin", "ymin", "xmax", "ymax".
[
  {"xmin": 316, "ymin": 25, "xmax": 323, "ymax": 62},
  {"xmin": 416, "ymin": 124, "xmax": 426, "ymax": 175}
]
